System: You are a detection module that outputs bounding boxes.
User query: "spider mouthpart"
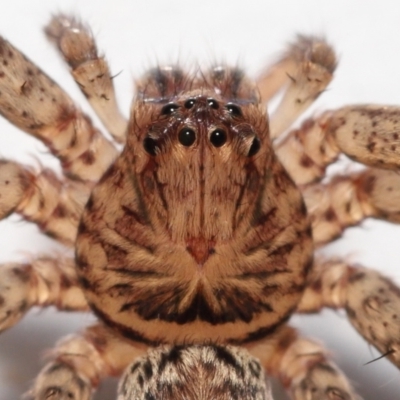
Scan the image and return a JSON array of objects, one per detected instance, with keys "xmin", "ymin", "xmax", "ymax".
[
  {"xmin": 178, "ymin": 127, "xmax": 196, "ymax": 147},
  {"xmin": 184, "ymin": 98, "xmax": 196, "ymax": 109},
  {"xmin": 143, "ymin": 136, "xmax": 159, "ymax": 155},
  {"xmin": 247, "ymin": 136, "xmax": 261, "ymax": 157},
  {"xmin": 226, "ymin": 103, "xmax": 242, "ymax": 117},
  {"xmin": 161, "ymin": 103, "xmax": 179, "ymax": 115},
  {"xmin": 210, "ymin": 128, "xmax": 227, "ymax": 147},
  {"xmin": 207, "ymin": 98, "xmax": 219, "ymax": 109}
]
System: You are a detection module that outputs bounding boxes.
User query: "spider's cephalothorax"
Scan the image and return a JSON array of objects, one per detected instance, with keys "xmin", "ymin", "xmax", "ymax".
[
  {"xmin": 2, "ymin": 15, "xmax": 400, "ymax": 400},
  {"xmin": 76, "ymin": 71, "xmax": 313, "ymax": 345}
]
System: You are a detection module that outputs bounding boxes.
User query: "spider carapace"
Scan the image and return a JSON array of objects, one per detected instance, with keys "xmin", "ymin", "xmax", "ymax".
[
  {"xmin": 1, "ymin": 14, "xmax": 400, "ymax": 400},
  {"xmin": 76, "ymin": 79, "xmax": 313, "ymax": 345}
]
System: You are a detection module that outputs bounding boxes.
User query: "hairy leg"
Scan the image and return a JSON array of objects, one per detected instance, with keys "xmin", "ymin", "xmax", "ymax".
[
  {"xmin": 0, "ymin": 36, "xmax": 118, "ymax": 183},
  {"xmin": 301, "ymin": 168, "xmax": 400, "ymax": 246},
  {"xmin": 45, "ymin": 14, "xmax": 127, "ymax": 144},
  {"xmin": 0, "ymin": 160, "xmax": 90, "ymax": 244},
  {"xmin": 256, "ymin": 35, "xmax": 336, "ymax": 139},
  {"xmin": 298, "ymin": 259, "xmax": 400, "ymax": 368},
  {"xmin": 0, "ymin": 256, "xmax": 88, "ymax": 333},
  {"xmin": 245, "ymin": 325, "xmax": 360, "ymax": 400},
  {"xmin": 29, "ymin": 323, "xmax": 147, "ymax": 400},
  {"xmin": 275, "ymin": 106, "xmax": 400, "ymax": 185}
]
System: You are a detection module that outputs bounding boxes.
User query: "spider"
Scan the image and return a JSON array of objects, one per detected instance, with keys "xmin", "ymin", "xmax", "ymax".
[{"xmin": 0, "ymin": 13, "xmax": 399, "ymax": 400}]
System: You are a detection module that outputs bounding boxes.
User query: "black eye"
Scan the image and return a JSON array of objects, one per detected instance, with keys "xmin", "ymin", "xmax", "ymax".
[
  {"xmin": 207, "ymin": 98, "xmax": 219, "ymax": 109},
  {"xmin": 184, "ymin": 98, "xmax": 196, "ymax": 109},
  {"xmin": 226, "ymin": 103, "xmax": 242, "ymax": 117},
  {"xmin": 143, "ymin": 136, "xmax": 158, "ymax": 156},
  {"xmin": 178, "ymin": 128, "xmax": 196, "ymax": 147},
  {"xmin": 161, "ymin": 103, "xmax": 179, "ymax": 115},
  {"xmin": 210, "ymin": 129, "xmax": 227, "ymax": 147},
  {"xmin": 248, "ymin": 137, "xmax": 260, "ymax": 157}
]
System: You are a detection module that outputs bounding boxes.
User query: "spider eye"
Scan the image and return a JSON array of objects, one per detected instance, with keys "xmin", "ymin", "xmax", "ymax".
[
  {"xmin": 247, "ymin": 136, "xmax": 261, "ymax": 157},
  {"xmin": 226, "ymin": 103, "xmax": 242, "ymax": 117},
  {"xmin": 178, "ymin": 127, "xmax": 196, "ymax": 147},
  {"xmin": 207, "ymin": 98, "xmax": 219, "ymax": 109},
  {"xmin": 184, "ymin": 98, "xmax": 196, "ymax": 109},
  {"xmin": 143, "ymin": 136, "xmax": 159, "ymax": 155},
  {"xmin": 210, "ymin": 129, "xmax": 227, "ymax": 147},
  {"xmin": 161, "ymin": 103, "xmax": 179, "ymax": 115}
]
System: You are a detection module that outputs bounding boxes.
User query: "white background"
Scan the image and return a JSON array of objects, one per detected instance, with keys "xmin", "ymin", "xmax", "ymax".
[{"xmin": 0, "ymin": 1, "xmax": 399, "ymax": 399}]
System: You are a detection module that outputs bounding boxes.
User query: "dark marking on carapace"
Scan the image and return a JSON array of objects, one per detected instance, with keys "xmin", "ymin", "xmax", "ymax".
[
  {"xmin": 229, "ymin": 313, "xmax": 291, "ymax": 344},
  {"xmin": 186, "ymin": 237, "xmax": 216, "ymax": 265},
  {"xmin": 89, "ymin": 302, "xmax": 162, "ymax": 346},
  {"xmin": 121, "ymin": 204, "xmax": 149, "ymax": 227}
]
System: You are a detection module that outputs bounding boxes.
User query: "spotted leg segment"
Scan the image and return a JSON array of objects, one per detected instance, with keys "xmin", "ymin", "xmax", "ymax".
[
  {"xmin": 45, "ymin": 14, "xmax": 128, "ymax": 143},
  {"xmin": 245, "ymin": 326, "xmax": 360, "ymax": 400},
  {"xmin": 298, "ymin": 259, "xmax": 400, "ymax": 368},
  {"xmin": 256, "ymin": 35, "xmax": 337, "ymax": 139},
  {"xmin": 275, "ymin": 105, "xmax": 400, "ymax": 185},
  {"xmin": 0, "ymin": 256, "xmax": 88, "ymax": 333},
  {"xmin": 0, "ymin": 36, "xmax": 118, "ymax": 182},
  {"xmin": 302, "ymin": 168, "xmax": 400, "ymax": 246},
  {"xmin": 118, "ymin": 345, "xmax": 273, "ymax": 400},
  {"xmin": 0, "ymin": 160, "xmax": 90, "ymax": 244},
  {"xmin": 28, "ymin": 324, "xmax": 147, "ymax": 400}
]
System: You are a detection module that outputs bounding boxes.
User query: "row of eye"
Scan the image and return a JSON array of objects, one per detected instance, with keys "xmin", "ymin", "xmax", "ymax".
[
  {"xmin": 144, "ymin": 127, "xmax": 260, "ymax": 157},
  {"xmin": 161, "ymin": 100, "xmax": 242, "ymax": 116},
  {"xmin": 179, "ymin": 127, "xmax": 226, "ymax": 147}
]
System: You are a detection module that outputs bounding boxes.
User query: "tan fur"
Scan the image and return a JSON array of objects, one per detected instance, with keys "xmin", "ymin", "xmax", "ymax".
[
  {"xmin": 298, "ymin": 259, "xmax": 400, "ymax": 368},
  {"xmin": 118, "ymin": 345, "xmax": 272, "ymax": 400},
  {"xmin": 0, "ymin": 37, "xmax": 118, "ymax": 182},
  {"xmin": 256, "ymin": 35, "xmax": 336, "ymax": 139},
  {"xmin": 0, "ymin": 13, "xmax": 400, "ymax": 400},
  {"xmin": 303, "ymin": 168, "xmax": 400, "ymax": 246},
  {"xmin": 0, "ymin": 257, "xmax": 88, "ymax": 332},
  {"xmin": 77, "ymin": 86, "xmax": 313, "ymax": 344},
  {"xmin": 45, "ymin": 15, "xmax": 127, "ymax": 143},
  {"xmin": 275, "ymin": 106, "xmax": 400, "ymax": 186},
  {"xmin": 245, "ymin": 326, "xmax": 360, "ymax": 400},
  {"xmin": 0, "ymin": 161, "xmax": 90, "ymax": 244}
]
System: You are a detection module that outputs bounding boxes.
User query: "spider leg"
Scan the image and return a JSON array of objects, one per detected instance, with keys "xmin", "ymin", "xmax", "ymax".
[
  {"xmin": 0, "ymin": 160, "xmax": 90, "ymax": 244},
  {"xmin": 275, "ymin": 105, "xmax": 400, "ymax": 185},
  {"xmin": 298, "ymin": 259, "xmax": 400, "ymax": 369},
  {"xmin": 256, "ymin": 35, "xmax": 337, "ymax": 139},
  {"xmin": 301, "ymin": 168, "xmax": 400, "ymax": 246},
  {"xmin": 202, "ymin": 65, "xmax": 260, "ymax": 103},
  {"xmin": 28, "ymin": 323, "xmax": 147, "ymax": 400},
  {"xmin": 135, "ymin": 65, "xmax": 189, "ymax": 102},
  {"xmin": 45, "ymin": 14, "xmax": 128, "ymax": 144},
  {"xmin": 0, "ymin": 37, "xmax": 118, "ymax": 183},
  {"xmin": 118, "ymin": 345, "xmax": 272, "ymax": 400},
  {"xmin": 245, "ymin": 325, "xmax": 360, "ymax": 400},
  {"xmin": 0, "ymin": 256, "xmax": 88, "ymax": 333}
]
